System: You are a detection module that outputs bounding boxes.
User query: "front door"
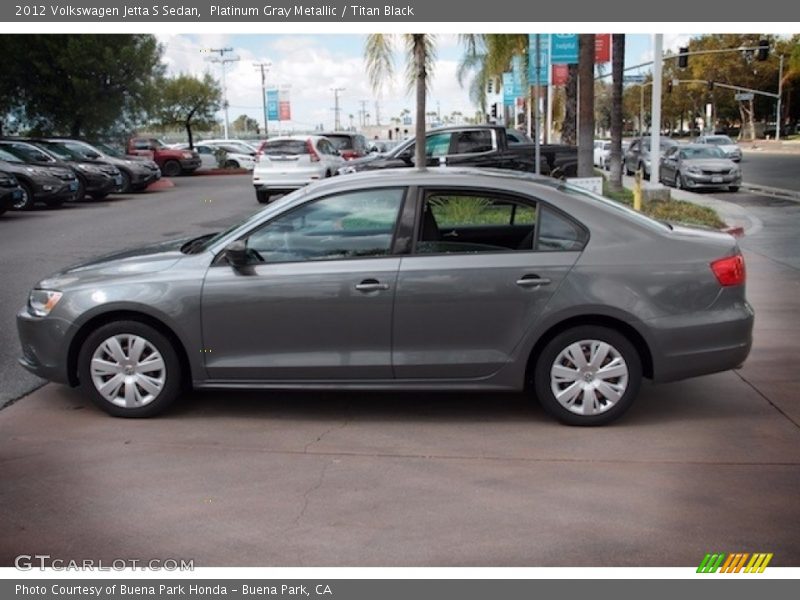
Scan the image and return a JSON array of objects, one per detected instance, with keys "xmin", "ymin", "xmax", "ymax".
[{"xmin": 201, "ymin": 188, "xmax": 408, "ymax": 381}]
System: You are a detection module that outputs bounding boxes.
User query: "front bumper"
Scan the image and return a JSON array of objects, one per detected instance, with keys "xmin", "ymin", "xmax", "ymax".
[
  {"xmin": 34, "ymin": 176, "xmax": 78, "ymax": 201},
  {"xmin": 17, "ymin": 308, "xmax": 73, "ymax": 385},
  {"xmin": 682, "ymin": 172, "xmax": 741, "ymax": 189},
  {"xmin": 82, "ymin": 171, "xmax": 118, "ymax": 195},
  {"xmin": 179, "ymin": 157, "xmax": 202, "ymax": 172}
]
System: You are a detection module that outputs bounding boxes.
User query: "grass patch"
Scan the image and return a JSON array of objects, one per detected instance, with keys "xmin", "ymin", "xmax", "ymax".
[{"xmin": 602, "ymin": 178, "xmax": 725, "ymax": 229}]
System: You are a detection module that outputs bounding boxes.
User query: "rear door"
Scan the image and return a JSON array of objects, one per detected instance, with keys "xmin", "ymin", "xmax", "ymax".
[{"xmin": 392, "ymin": 187, "xmax": 586, "ymax": 379}]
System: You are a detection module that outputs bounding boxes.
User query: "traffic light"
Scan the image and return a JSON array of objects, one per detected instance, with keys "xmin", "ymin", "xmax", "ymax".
[
  {"xmin": 490, "ymin": 103, "xmax": 498, "ymax": 119},
  {"xmin": 707, "ymin": 80, "xmax": 715, "ymax": 91},
  {"xmin": 678, "ymin": 47, "xmax": 689, "ymax": 68},
  {"xmin": 667, "ymin": 80, "xmax": 673, "ymax": 94},
  {"xmin": 757, "ymin": 39, "xmax": 770, "ymax": 61}
]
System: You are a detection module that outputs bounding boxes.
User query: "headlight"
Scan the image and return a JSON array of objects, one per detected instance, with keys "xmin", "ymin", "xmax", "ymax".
[
  {"xmin": 28, "ymin": 290, "xmax": 63, "ymax": 317},
  {"xmin": 182, "ymin": 152, "xmax": 193, "ymax": 159},
  {"xmin": 76, "ymin": 164, "xmax": 100, "ymax": 173},
  {"xmin": 687, "ymin": 166, "xmax": 702, "ymax": 175}
]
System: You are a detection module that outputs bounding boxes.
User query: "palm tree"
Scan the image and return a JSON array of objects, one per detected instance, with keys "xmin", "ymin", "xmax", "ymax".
[
  {"xmin": 608, "ymin": 34, "xmax": 625, "ymax": 192},
  {"xmin": 365, "ymin": 34, "xmax": 436, "ymax": 169},
  {"xmin": 577, "ymin": 34, "xmax": 596, "ymax": 177}
]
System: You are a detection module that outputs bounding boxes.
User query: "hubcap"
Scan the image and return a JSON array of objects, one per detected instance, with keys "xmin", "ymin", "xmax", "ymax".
[
  {"xmin": 13, "ymin": 188, "xmax": 29, "ymax": 209},
  {"xmin": 550, "ymin": 340, "xmax": 629, "ymax": 416},
  {"xmin": 90, "ymin": 334, "xmax": 166, "ymax": 408}
]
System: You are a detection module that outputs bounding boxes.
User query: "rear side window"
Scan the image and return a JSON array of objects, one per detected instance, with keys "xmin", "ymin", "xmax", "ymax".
[
  {"xmin": 453, "ymin": 130, "xmax": 493, "ymax": 154},
  {"xmin": 536, "ymin": 207, "xmax": 588, "ymax": 251},
  {"xmin": 326, "ymin": 136, "xmax": 353, "ymax": 151},
  {"xmin": 262, "ymin": 140, "xmax": 308, "ymax": 155}
]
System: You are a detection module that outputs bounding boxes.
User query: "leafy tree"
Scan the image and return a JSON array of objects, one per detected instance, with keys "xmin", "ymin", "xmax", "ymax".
[
  {"xmin": 366, "ymin": 34, "xmax": 437, "ymax": 169},
  {"xmin": 155, "ymin": 73, "xmax": 221, "ymax": 148},
  {"xmin": 3, "ymin": 34, "xmax": 163, "ymax": 138},
  {"xmin": 232, "ymin": 114, "xmax": 259, "ymax": 134}
]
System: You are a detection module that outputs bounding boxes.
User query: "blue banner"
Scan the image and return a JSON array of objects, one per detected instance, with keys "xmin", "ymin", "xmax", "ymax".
[
  {"xmin": 502, "ymin": 72, "xmax": 514, "ymax": 106},
  {"xmin": 527, "ymin": 34, "xmax": 550, "ymax": 86},
  {"xmin": 550, "ymin": 33, "xmax": 579, "ymax": 64},
  {"xmin": 511, "ymin": 55, "xmax": 525, "ymax": 97},
  {"xmin": 266, "ymin": 89, "xmax": 279, "ymax": 121}
]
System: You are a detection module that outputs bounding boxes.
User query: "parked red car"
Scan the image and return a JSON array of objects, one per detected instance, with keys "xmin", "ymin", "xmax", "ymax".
[{"xmin": 127, "ymin": 137, "xmax": 201, "ymax": 177}]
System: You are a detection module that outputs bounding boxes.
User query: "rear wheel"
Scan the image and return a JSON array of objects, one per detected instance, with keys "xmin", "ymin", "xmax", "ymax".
[
  {"xmin": 256, "ymin": 190, "xmax": 271, "ymax": 204},
  {"xmin": 162, "ymin": 160, "xmax": 181, "ymax": 178},
  {"xmin": 533, "ymin": 325, "xmax": 642, "ymax": 426},
  {"xmin": 78, "ymin": 320, "xmax": 182, "ymax": 418},
  {"xmin": 13, "ymin": 181, "xmax": 36, "ymax": 211}
]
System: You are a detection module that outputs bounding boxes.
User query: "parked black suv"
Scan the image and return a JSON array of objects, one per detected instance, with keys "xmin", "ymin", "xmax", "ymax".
[
  {"xmin": 0, "ymin": 168, "xmax": 23, "ymax": 216},
  {"xmin": 26, "ymin": 139, "xmax": 122, "ymax": 200},
  {"xmin": 0, "ymin": 145, "xmax": 78, "ymax": 210}
]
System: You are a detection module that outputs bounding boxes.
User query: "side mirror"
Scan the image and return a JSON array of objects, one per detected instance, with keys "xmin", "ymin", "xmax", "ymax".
[
  {"xmin": 398, "ymin": 150, "xmax": 413, "ymax": 164},
  {"xmin": 224, "ymin": 240, "xmax": 249, "ymax": 268}
]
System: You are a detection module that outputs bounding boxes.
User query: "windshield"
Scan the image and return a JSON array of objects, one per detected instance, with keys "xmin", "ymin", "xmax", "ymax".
[
  {"xmin": 94, "ymin": 143, "xmax": 124, "ymax": 157},
  {"xmin": 0, "ymin": 148, "xmax": 23, "ymax": 163},
  {"xmin": 681, "ymin": 146, "xmax": 725, "ymax": 159},
  {"xmin": 62, "ymin": 141, "xmax": 101, "ymax": 159},
  {"xmin": 37, "ymin": 142, "xmax": 82, "ymax": 161},
  {"xmin": 705, "ymin": 136, "xmax": 734, "ymax": 145},
  {"xmin": 1, "ymin": 143, "xmax": 56, "ymax": 163}
]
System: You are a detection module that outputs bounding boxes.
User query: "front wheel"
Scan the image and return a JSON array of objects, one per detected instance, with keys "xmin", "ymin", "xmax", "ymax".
[
  {"xmin": 78, "ymin": 320, "xmax": 182, "ymax": 418},
  {"xmin": 224, "ymin": 160, "xmax": 239, "ymax": 169},
  {"xmin": 256, "ymin": 190, "xmax": 271, "ymax": 204},
  {"xmin": 533, "ymin": 325, "xmax": 642, "ymax": 426},
  {"xmin": 162, "ymin": 160, "xmax": 181, "ymax": 178},
  {"xmin": 14, "ymin": 182, "xmax": 36, "ymax": 211}
]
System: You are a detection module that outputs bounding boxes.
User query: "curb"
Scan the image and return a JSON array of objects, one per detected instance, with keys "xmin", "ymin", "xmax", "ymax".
[
  {"xmin": 722, "ymin": 226, "xmax": 745, "ymax": 238},
  {"xmin": 146, "ymin": 178, "xmax": 175, "ymax": 191},
  {"xmin": 194, "ymin": 169, "xmax": 250, "ymax": 176},
  {"xmin": 741, "ymin": 182, "xmax": 800, "ymax": 202}
]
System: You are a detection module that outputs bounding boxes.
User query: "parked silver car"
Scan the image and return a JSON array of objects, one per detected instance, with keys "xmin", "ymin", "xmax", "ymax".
[
  {"xmin": 17, "ymin": 168, "xmax": 753, "ymax": 425},
  {"xmin": 624, "ymin": 137, "xmax": 679, "ymax": 179},
  {"xmin": 695, "ymin": 135, "xmax": 742, "ymax": 162},
  {"xmin": 253, "ymin": 136, "xmax": 343, "ymax": 204},
  {"xmin": 659, "ymin": 144, "xmax": 741, "ymax": 192}
]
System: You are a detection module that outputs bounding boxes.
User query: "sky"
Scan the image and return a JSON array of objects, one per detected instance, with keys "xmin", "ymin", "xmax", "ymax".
[{"xmin": 156, "ymin": 33, "xmax": 692, "ymax": 134}]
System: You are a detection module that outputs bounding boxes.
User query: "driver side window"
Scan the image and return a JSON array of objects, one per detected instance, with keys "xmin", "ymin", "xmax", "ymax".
[{"xmin": 245, "ymin": 189, "xmax": 406, "ymax": 264}]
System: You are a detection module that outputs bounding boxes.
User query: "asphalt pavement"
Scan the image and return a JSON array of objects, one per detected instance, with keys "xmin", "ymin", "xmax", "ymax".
[
  {"xmin": 740, "ymin": 150, "xmax": 800, "ymax": 194},
  {"xmin": 1, "ymin": 174, "xmax": 798, "ymax": 567}
]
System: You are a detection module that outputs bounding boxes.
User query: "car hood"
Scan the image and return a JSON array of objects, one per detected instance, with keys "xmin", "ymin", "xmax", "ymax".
[
  {"xmin": 343, "ymin": 153, "xmax": 409, "ymax": 171},
  {"xmin": 684, "ymin": 159, "xmax": 736, "ymax": 170},
  {"xmin": 716, "ymin": 144, "xmax": 740, "ymax": 154},
  {"xmin": 38, "ymin": 238, "xmax": 188, "ymax": 289}
]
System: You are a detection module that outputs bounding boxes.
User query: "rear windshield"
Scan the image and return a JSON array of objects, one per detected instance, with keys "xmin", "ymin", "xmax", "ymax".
[
  {"xmin": 262, "ymin": 140, "xmax": 309, "ymax": 155},
  {"xmin": 324, "ymin": 135, "xmax": 354, "ymax": 150},
  {"xmin": 680, "ymin": 147, "xmax": 725, "ymax": 159},
  {"xmin": 705, "ymin": 136, "xmax": 734, "ymax": 145}
]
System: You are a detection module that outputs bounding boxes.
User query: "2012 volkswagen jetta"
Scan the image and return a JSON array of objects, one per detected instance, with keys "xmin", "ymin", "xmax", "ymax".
[{"xmin": 17, "ymin": 168, "xmax": 753, "ymax": 425}]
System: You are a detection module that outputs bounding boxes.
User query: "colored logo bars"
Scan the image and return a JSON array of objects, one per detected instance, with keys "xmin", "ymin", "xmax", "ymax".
[{"xmin": 697, "ymin": 552, "xmax": 773, "ymax": 573}]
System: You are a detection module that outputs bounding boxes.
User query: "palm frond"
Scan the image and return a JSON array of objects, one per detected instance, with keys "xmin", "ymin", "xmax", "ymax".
[
  {"xmin": 404, "ymin": 34, "xmax": 437, "ymax": 94},
  {"xmin": 364, "ymin": 34, "xmax": 395, "ymax": 93}
]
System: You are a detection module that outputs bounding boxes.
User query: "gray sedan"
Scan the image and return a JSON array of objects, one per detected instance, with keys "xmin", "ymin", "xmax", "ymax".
[
  {"xmin": 660, "ymin": 144, "xmax": 741, "ymax": 192},
  {"xmin": 17, "ymin": 168, "xmax": 753, "ymax": 425}
]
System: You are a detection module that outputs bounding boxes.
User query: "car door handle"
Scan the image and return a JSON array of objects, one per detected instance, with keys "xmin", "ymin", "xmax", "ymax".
[
  {"xmin": 355, "ymin": 279, "xmax": 390, "ymax": 292},
  {"xmin": 516, "ymin": 275, "xmax": 551, "ymax": 288}
]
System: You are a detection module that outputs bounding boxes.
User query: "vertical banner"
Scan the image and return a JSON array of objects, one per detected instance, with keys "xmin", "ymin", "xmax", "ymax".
[
  {"xmin": 511, "ymin": 55, "xmax": 525, "ymax": 97},
  {"xmin": 550, "ymin": 33, "xmax": 579, "ymax": 64},
  {"xmin": 266, "ymin": 88, "xmax": 279, "ymax": 121},
  {"xmin": 278, "ymin": 87, "xmax": 291, "ymax": 121},
  {"xmin": 552, "ymin": 63, "xmax": 569, "ymax": 86},
  {"xmin": 527, "ymin": 34, "xmax": 550, "ymax": 85},
  {"xmin": 502, "ymin": 72, "xmax": 514, "ymax": 106},
  {"xmin": 595, "ymin": 34, "xmax": 611, "ymax": 63}
]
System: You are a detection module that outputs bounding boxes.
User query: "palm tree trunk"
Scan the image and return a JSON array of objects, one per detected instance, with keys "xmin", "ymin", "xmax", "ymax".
[
  {"xmin": 561, "ymin": 65, "xmax": 578, "ymax": 145},
  {"xmin": 609, "ymin": 34, "xmax": 625, "ymax": 192},
  {"xmin": 414, "ymin": 34, "xmax": 427, "ymax": 170},
  {"xmin": 577, "ymin": 34, "xmax": 595, "ymax": 177}
]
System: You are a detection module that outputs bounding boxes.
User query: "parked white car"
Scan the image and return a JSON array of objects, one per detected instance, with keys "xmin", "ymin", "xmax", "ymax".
[
  {"xmin": 695, "ymin": 135, "xmax": 742, "ymax": 162},
  {"xmin": 253, "ymin": 136, "xmax": 344, "ymax": 204},
  {"xmin": 593, "ymin": 140, "xmax": 612, "ymax": 169},
  {"xmin": 199, "ymin": 139, "xmax": 259, "ymax": 155},
  {"xmin": 173, "ymin": 143, "xmax": 256, "ymax": 171}
]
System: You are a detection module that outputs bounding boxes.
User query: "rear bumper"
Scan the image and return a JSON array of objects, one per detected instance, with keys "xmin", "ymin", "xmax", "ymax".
[{"xmin": 647, "ymin": 300, "xmax": 754, "ymax": 383}]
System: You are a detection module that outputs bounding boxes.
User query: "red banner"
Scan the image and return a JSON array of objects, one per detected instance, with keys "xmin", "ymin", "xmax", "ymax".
[
  {"xmin": 279, "ymin": 101, "xmax": 291, "ymax": 121},
  {"xmin": 552, "ymin": 63, "xmax": 569, "ymax": 86},
  {"xmin": 595, "ymin": 34, "xmax": 611, "ymax": 63}
]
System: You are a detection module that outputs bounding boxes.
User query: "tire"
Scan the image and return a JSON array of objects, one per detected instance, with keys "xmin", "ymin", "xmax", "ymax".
[
  {"xmin": 224, "ymin": 160, "xmax": 239, "ymax": 169},
  {"xmin": 13, "ymin": 181, "xmax": 36, "ymax": 211},
  {"xmin": 677, "ymin": 173, "xmax": 687, "ymax": 190},
  {"xmin": 90, "ymin": 192, "xmax": 109, "ymax": 201},
  {"xmin": 639, "ymin": 162, "xmax": 649, "ymax": 180},
  {"xmin": 624, "ymin": 162, "xmax": 633, "ymax": 176},
  {"xmin": 162, "ymin": 160, "xmax": 181, "ymax": 178},
  {"xmin": 78, "ymin": 320, "xmax": 182, "ymax": 418},
  {"xmin": 118, "ymin": 170, "xmax": 132, "ymax": 193},
  {"xmin": 533, "ymin": 325, "xmax": 642, "ymax": 426},
  {"xmin": 728, "ymin": 186, "xmax": 740, "ymax": 192},
  {"xmin": 256, "ymin": 190, "xmax": 271, "ymax": 204}
]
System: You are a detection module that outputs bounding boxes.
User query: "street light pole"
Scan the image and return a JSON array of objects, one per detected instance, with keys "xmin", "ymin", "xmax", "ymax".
[
  {"xmin": 254, "ymin": 62, "xmax": 271, "ymax": 138},
  {"xmin": 776, "ymin": 54, "xmax": 784, "ymax": 142},
  {"xmin": 203, "ymin": 47, "xmax": 239, "ymax": 140},
  {"xmin": 331, "ymin": 87, "xmax": 345, "ymax": 130},
  {"xmin": 650, "ymin": 34, "xmax": 663, "ymax": 187}
]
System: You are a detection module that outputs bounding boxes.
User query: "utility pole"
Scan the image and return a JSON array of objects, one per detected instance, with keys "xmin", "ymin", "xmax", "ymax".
[
  {"xmin": 204, "ymin": 47, "xmax": 240, "ymax": 140},
  {"xmin": 776, "ymin": 54, "xmax": 784, "ymax": 142},
  {"xmin": 254, "ymin": 61, "xmax": 272, "ymax": 138},
  {"xmin": 331, "ymin": 87, "xmax": 345, "ymax": 130},
  {"xmin": 650, "ymin": 34, "xmax": 663, "ymax": 187},
  {"xmin": 374, "ymin": 100, "xmax": 381, "ymax": 126},
  {"xmin": 359, "ymin": 100, "xmax": 368, "ymax": 127}
]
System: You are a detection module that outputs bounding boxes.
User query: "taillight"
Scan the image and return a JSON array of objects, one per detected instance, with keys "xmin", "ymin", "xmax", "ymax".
[
  {"xmin": 710, "ymin": 254, "xmax": 745, "ymax": 286},
  {"xmin": 306, "ymin": 139, "xmax": 321, "ymax": 162}
]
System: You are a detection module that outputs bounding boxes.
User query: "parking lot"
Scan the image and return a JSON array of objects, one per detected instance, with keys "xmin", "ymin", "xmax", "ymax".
[{"xmin": 1, "ymin": 173, "xmax": 799, "ymax": 566}]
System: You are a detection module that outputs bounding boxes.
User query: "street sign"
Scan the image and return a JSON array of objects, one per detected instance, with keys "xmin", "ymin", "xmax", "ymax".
[
  {"xmin": 623, "ymin": 75, "xmax": 646, "ymax": 83},
  {"xmin": 735, "ymin": 92, "xmax": 755, "ymax": 101},
  {"xmin": 502, "ymin": 72, "xmax": 514, "ymax": 106},
  {"xmin": 595, "ymin": 34, "xmax": 611, "ymax": 63},
  {"xmin": 528, "ymin": 34, "xmax": 550, "ymax": 85},
  {"xmin": 266, "ymin": 89, "xmax": 279, "ymax": 121},
  {"xmin": 512, "ymin": 55, "xmax": 526, "ymax": 96}
]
